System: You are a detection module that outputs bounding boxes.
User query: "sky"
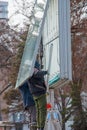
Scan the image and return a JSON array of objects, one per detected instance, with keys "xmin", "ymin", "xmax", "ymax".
[
  {"xmin": 0, "ymin": 0, "xmax": 23, "ymax": 25},
  {"xmin": 8, "ymin": 0, "xmax": 15, "ymax": 17},
  {"xmin": 7, "ymin": 0, "xmax": 34, "ymax": 17},
  {"xmin": 1, "ymin": 0, "xmax": 44, "ymax": 26},
  {"xmin": 5, "ymin": 0, "xmax": 35, "ymax": 26},
  {"xmin": 8, "ymin": 0, "xmax": 24, "ymax": 26}
]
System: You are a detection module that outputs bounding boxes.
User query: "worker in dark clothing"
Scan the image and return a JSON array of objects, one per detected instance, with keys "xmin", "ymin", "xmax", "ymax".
[
  {"xmin": 19, "ymin": 81, "xmax": 36, "ymax": 130},
  {"xmin": 28, "ymin": 61, "xmax": 48, "ymax": 130}
]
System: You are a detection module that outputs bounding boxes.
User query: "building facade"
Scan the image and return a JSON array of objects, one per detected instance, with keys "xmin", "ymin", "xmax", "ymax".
[{"xmin": 0, "ymin": 1, "xmax": 8, "ymax": 19}]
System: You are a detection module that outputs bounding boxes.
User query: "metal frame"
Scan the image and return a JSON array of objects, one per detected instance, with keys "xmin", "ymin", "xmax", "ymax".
[{"xmin": 58, "ymin": 0, "xmax": 72, "ymax": 80}]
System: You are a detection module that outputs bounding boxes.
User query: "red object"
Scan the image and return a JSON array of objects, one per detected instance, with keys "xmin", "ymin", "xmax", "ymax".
[{"xmin": 46, "ymin": 103, "xmax": 52, "ymax": 109}]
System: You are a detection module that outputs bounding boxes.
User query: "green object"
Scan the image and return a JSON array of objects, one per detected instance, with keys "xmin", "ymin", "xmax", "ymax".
[{"xmin": 34, "ymin": 94, "xmax": 47, "ymax": 128}]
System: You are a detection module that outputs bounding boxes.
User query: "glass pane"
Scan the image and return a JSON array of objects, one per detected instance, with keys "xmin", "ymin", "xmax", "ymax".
[{"xmin": 15, "ymin": 0, "xmax": 49, "ymax": 88}]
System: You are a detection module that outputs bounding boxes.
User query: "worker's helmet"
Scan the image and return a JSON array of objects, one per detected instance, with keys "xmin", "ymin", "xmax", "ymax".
[{"xmin": 34, "ymin": 61, "xmax": 40, "ymax": 70}]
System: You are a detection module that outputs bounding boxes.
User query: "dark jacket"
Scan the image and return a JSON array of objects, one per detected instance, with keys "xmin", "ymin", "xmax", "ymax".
[
  {"xmin": 29, "ymin": 70, "xmax": 48, "ymax": 96},
  {"xmin": 19, "ymin": 81, "xmax": 35, "ymax": 108}
]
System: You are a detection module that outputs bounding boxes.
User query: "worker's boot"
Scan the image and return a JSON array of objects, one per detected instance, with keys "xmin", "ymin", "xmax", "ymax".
[
  {"xmin": 30, "ymin": 122, "xmax": 37, "ymax": 130},
  {"xmin": 30, "ymin": 125, "xmax": 37, "ymax": 130},
  {"xmin": 40, "ymin": 128, "xmax": 44, "ymax": 130},
  {"xmin": 30, "ymin": 124, "xmax": 37, "ymax": 130},
  {"xmin": 37, "ymin": 128, "xmax": 44, "ymax": 130}
]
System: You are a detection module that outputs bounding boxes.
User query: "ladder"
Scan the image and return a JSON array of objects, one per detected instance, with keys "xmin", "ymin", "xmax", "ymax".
[
  {"xmin": 44, "ymin": 44, "xmax": 62, "ymax": 130},
  {"xmin": 15, "ymin": 0, "xmax": 50, "ymax": 88},
  {"xmin": 45, "ymin": 88, "xmax": 62, "ymax": 130}
]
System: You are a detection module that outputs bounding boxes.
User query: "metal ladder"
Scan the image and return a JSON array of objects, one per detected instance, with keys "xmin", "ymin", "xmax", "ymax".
[
  {"xmin": 45, "ymin": 89, "xmax": 62, "ymax": 130},
  {"xmin": 15, "ymin": 0, "xmax": 50, "ymax": 88}
]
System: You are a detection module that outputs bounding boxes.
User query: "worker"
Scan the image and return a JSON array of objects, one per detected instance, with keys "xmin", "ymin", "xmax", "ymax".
[
  {"xmin": 28, "ymin": 61, "xmax": 48, "ymax": 130},
  {"xmin": 19, "ymin": 81, "xmax": 36, "ymax": 130}
]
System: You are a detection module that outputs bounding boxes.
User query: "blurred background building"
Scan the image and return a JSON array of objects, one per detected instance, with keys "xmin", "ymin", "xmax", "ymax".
[
  {"xmin": 0, "ymin": 0, "xmax": 9, "ymax": 121},
  {"xmin": 0, "ymin": 1, "xmax": 8, "ymax": 19}
]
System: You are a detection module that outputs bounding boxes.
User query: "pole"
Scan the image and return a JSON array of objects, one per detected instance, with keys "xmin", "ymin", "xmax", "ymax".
[{"xmin": 46, "ymin": 44, "xmax": 53, "ymax": 103}]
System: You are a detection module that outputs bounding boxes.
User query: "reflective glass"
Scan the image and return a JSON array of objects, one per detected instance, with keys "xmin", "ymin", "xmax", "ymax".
[{"xmin": 15, "ymin": 0, "xmax": 48, "ymax": 88}]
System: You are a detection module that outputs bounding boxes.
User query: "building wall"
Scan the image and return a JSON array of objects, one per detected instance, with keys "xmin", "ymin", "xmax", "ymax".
[{"xmin": 0, "ymin": 1, "xmax": 8, "ymax": 19}]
